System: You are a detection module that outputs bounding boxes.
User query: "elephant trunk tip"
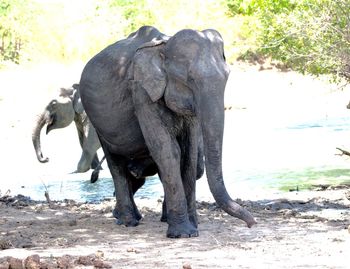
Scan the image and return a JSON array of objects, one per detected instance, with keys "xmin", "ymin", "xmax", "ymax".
[
  {"xmin": 218, "ymin": 198, "xmax": 257, "ymax": 228},
  {"xmin": 246, "ymin": 215, "xmax": 257, "ymax": 228},
  {"xmin": 234, "ymin": 206, "xmax": 257, "ymax": 228},
  {"xmin": 36, "ymin": 151, "xmax": 49, "ymax": 163},
  {"xmin": 39, "ymin": 156, "xmax": 49, "ymax": 163}
]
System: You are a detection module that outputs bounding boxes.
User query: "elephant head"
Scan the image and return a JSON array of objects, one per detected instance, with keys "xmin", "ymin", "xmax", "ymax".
[
  {"xmin": 32, "ymin": 84, "xmax": 83, "ymax": 163},
  {"xmin": 133, "ymin": 29, "xmax": 256, "ymax": 227}
]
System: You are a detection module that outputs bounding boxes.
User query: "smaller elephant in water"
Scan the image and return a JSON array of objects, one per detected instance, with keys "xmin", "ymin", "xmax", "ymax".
[{"xmin": 32, "ymin": 84, "xmax": 102, "ymax": 182}]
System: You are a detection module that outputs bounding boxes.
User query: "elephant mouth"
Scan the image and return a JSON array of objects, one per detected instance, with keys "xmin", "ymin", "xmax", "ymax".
[{"xmin": 46, "ymin": 114, "xmax": 56, "ymax": 134}]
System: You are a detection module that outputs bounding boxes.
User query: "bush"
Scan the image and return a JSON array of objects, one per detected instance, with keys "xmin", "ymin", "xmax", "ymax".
[
  {"xmin": 227, "ymin": 0, "xmax": 350, "ymax": 83},
  {"xmin": 0, "ymin": 0, "xmax": 33, "ymax": 63},
  {"xmin": 0, "ymin": 0, "xmax": 239, "ymax": 65}
]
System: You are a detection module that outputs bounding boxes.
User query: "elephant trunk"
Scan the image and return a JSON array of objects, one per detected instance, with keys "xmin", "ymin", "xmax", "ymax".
[
  {"xmin": 32, "ymin": 111, "xmax": 49, "ymax": 163},
  {"xmin": 200, "ymin": 85, "xmax": 257, "ymax": 228}
]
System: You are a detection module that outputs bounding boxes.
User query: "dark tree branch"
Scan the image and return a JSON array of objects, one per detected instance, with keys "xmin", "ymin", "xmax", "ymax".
[{"xmin": 336, "ymin": 147, "xmax": 350, "ymax": 157}]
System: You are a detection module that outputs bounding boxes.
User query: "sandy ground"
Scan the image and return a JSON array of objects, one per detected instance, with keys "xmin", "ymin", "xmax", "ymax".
[
  {"xmin": 0, "ymin": 61, "xmax": 350, "ymax": 268},
  {"xmin": 0, "ymin": 188, "xmax": 349, "ymax": 268}
]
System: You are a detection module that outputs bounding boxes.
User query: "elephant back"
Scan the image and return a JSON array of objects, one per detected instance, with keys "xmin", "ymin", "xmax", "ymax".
[{"xmin": 79, "ymin": 26, "xmax": 167, "ymax": 154}]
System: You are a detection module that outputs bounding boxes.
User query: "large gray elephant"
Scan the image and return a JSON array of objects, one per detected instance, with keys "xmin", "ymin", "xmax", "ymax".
[
  {"xmin": 79, "ymin": 26, "xmax": 256, "ymax": 238},
  {"xmin": 32, "ymin": 84, "xmax": 102, "ymax": 181}
]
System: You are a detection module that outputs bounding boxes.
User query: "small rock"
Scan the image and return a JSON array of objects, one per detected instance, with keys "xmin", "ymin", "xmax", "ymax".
[
  {"xmin": 56, "ymin": 255, "xmax": 73, "ymax": 269},
  {"xmin": 7, "ymin": 257, "xmax": 23, "ymax": 269},
  {"xmin": 93, "ymin": 260, "xmax": 112, "ymax": 268},
  {"xmin": 0, "ymin": 263, "xmax": 9, "ymax": 269},
  {"xmin": 345, "ymin": 191, "xmax": 350, "ymax": 201},
  {"xmin": 77, "ymin": 256, "xmax": 93, "ymax": 266},
  {"xmin": 0, "ymin": 239, "xmax": 12, "ymax": 250},
  {"xmin": 39, "ymin": 260, "xmax": 51, "ymax": 269},
  {"xmin": 95, "ymin": 250, "xmax": 104, "ymax": 259},
  {"xmin": 0, "ymin": 257, "xmax": 10, "ymax": 269},
  {"xmin": 68, "ymin": 219, "xmax": 77, "ymax": 226},
  {"xmin": 183, "ymin": 263, "xmax": 192, "ymax": 269},
  {"xmin": 24, "ymin": 255, "xmax": 40, "ymax": 269},
  {"xmin": 280, "ymin": 209, "xmax": 297, "ymax": 217},
  {"xmin": 126, "ymin": 247, "xmax": 139, "ymax": 253}
]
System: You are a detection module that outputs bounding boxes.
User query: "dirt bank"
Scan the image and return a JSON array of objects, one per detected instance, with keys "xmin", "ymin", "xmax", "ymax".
[{"xmin": 0, "ymin": 186, "xmax": 349, "ymax": 269}]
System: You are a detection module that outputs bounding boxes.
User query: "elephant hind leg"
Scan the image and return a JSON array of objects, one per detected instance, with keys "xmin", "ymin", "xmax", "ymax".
[
  {"xmin": 113, "ymin": 175, "xmax": 145, "ymax": 223},
  {"xmin": 100, "ymin": 141, "xmax": 141, "ymax": 227}
]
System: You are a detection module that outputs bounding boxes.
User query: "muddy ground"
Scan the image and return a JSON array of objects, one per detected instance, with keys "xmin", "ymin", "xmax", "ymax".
[{"xmin": 0, "ymin": 186, "xmax": 349, "ymax": 269}]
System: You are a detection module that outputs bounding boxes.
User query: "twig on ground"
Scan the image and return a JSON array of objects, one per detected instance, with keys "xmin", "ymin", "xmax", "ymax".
[
  {"xmin": 208, "ymin": 233, "xmax": 222, "ymax": 247},
  {"xmin": 44, "ymin": 191, "xmax": 54, "ymax": 208},
  {"xmin": 41, "ymin": 181, "xmax": 55, "ymax": 209}
]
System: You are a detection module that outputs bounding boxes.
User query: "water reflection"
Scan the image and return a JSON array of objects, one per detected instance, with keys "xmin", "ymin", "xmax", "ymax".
[
  {"xmin": 287, "ymin": 117, "xmax": 350, "ymax": 131},
  {"xmin": 9, "ymin": 175, "xmax": 163, "ymax": 202}
]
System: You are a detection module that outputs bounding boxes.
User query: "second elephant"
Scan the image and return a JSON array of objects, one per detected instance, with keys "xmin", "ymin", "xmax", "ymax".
[{"xmin": 32, "ymin": 84, "xmax": 102, "ymax": 181}]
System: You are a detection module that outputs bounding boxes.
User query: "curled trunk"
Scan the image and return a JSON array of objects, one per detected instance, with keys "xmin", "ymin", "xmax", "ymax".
[{"xmin": 32, "ymin": 111, "xmax": 49, "ymax": 163}]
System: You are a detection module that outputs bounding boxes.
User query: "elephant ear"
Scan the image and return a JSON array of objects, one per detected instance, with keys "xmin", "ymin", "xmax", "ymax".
[
  {"xmin": 164, "ymin": 76, "xmax": 195, "ymax": 116},
  {"xmin": 162, "ymin": 38, "xmax": 196, "ymax": 116},
  {"xmin": 59, "ymin": 87, "xmax": 74, "ymax": 98},
  {"xmin": 133, "ymin": 42, "xmax": 166, "ymax": 102}
]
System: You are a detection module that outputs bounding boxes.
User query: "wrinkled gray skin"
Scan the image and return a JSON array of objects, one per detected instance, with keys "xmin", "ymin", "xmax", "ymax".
[
  {"xmin": 80, "ymin": 26, "xmax": 256, "ymax": 238},
  {"xmin": 32, "ymin": 84, "xmax": 102, "ymax": 181}
]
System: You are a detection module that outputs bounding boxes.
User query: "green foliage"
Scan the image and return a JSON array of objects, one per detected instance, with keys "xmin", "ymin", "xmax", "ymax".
[
  {"xmin": 227, "ymin": 0, "xmax": 350, "ymax": 83},
  {"xmin": 110, "ymin": 0, "xmax": 155, "ymax": 35},
  {"xmin": 2, "ymin": 0, "xmax": 348, "ymax": 84},
  {"xmin": 0, "ymin": 0, "xmax": 241, "ymax": 65},
  {"xmin": 0, "ymin": 0, "xmax": 34, "ymax": 63},
  {"xmin": 227, "ymin": 0, "xmax": 297, "ymax": 16}
]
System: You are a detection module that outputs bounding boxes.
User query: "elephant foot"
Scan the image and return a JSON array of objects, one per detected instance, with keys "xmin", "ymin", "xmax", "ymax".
[
  {"xmin": 113, "ymin": 207, "xmax": 142, "ymax": 227},
  {"xmin": 166, "ymin": 221, "xmax": 199, "ymax": 238}
]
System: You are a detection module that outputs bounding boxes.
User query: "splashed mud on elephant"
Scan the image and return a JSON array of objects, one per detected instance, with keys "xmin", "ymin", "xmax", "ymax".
[{"xmin": 80, "ymin": 26, "xmax": 256, "ymax": 238}]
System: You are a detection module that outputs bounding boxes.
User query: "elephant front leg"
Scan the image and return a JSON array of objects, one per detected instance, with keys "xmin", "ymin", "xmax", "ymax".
[
  {"xmin": 156, "ymin": 144, "xmax": 198, "ymax": 238},
  {"xmin": 179, "ymin": 122, "xmax": 199, "ymax": 228},
  {"xmin": 134, "ymin": 104, "xmax": 198, "ymax": 238}
]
